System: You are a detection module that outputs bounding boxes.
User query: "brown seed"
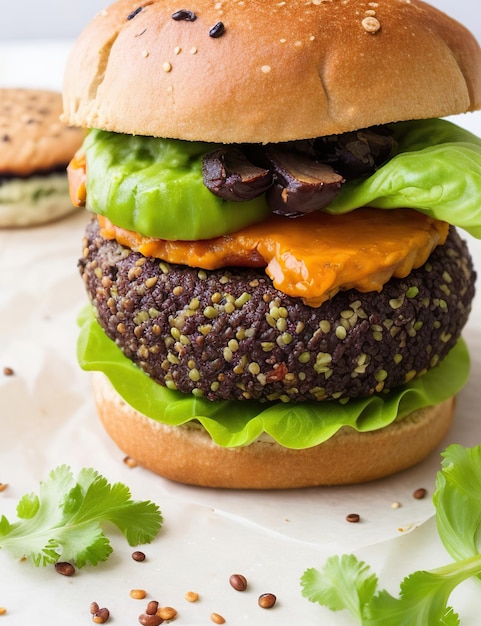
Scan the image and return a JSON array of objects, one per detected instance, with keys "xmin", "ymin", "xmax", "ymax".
[
  {"xmin": 54, "ymin": 562, "xmax": 75, "ymax": 576},
  {"xmin": 132, "ymin": 550, "xmax": 146, "ymax": 562},
  {"xmin": 184, "ymin": 591, "xmax": 199, "ymax": 602},
  {"xmin": 229, "ymin": 573, "xmax": 247, "ymax": 591},
  {"xmin": 3, "ymin": 367, "xmax": 14, "ymax": 376},
  {"xmin": 92, "ymin": 607, "xmax": 110, "ymax": 624},
  {"xmin": 0, "ymin": 608, "xmax": 7, "ymax": 616},
  {"xmin": 138, "ymin": 613, "xmax": 163, "ymax": 626},
  {"xmin": 123, "ymin": 456, "xmax": 138, "ymax": 468},
  {"xmin": 157, "ymin": 606, "xmax": 177, "ymax": 620},
  {"xmin": 413, "ymin": 487, "xmax": 427, "ymax": 500},
  {"xmin": 210, "ymin": 613, "xmax": 225, "ymax": 624},
  {"xmin": 0, "ymin": 483, "xmax": 8, "ymax": 493},
  {"xmin": 345, "ymin": 513, "xmax": 361, "ymax": 523},
  {"xmin": 146, "ymin": 601, "xmax": 159, "ymax": 616},
  {"xmin": 90, "ymin": 602, "xmax": 100, "ymax": 615},
  {"xmin": 130, "ymin": 589, "xmax": 147, "ymax": 600},
  {"xmin": 258, "ymin": 593, "xmax": 276, "ymax": 609}
]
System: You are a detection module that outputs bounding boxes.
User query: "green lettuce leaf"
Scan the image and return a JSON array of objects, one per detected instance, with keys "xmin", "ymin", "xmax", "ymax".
[
  {"xmin": 327, "ymin": 119, "xmax": 481, "ymax": 238},
  {"xmin": 77, "ymin": 306, "xmax": 470, "ymax": 449}
]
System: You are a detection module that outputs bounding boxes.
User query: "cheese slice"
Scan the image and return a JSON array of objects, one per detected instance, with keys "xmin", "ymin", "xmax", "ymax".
[{"xmin": 98, "ymin": 208, "xmax": 448, "ymax": 306}]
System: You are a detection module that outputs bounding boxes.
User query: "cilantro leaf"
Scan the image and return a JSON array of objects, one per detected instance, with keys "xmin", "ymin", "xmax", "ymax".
[
  {"xmin": 301, "ymin": 555, "xmax": 378, "ymax": 620},
  {"xmin": 302, "ymin": 553, "xmax": 481, "ymax": 625},
  {"xmin": 301, "ymin": 444, "xmax": 481, "ymax": 625},
  {"xmin": 433, "ymin": 444, "xmax": 481, "ymax": 563},
  {"xmin": 0, "ymin": 465, "xmax": 162, "ymax": 567}
]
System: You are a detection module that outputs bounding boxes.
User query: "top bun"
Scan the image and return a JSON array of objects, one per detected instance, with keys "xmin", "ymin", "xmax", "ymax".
[{"xmin": 62, "ymin": 0, "xmax": 481, "ymax": 144}]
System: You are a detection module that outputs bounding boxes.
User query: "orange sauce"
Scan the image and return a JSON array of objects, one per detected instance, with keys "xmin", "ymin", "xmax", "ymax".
[
  {"xmin": 67, "ymin": 150, "xmax": 87, "ymax": 207},
  {"xmin": 98, "ymin": 209, "xmax": 448, "ymax": 306}
]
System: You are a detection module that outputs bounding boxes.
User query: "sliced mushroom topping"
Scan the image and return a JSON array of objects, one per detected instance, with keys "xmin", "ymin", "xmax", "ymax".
[
  {"xmin": 202, "ymin": 147, "xmax": 273, "ymax": 202},
  {"xmin": 313, "ymin": 126, "xmax": 395, "ymax": 178},
  {"xmin": 262, "ymin": 147, "xmax": 344, "ymax": 217}
]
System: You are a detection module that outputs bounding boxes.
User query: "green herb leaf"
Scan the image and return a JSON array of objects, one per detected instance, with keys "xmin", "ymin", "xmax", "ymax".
[
  {"xmin": 301, "ymin": 445, "xmax": 481, "ymax": 625},
  {"xmin": 0, "ymin": 465, "xmax": 162, "ymax": 567},
  {"xmin": 434, "ymin": 444, "xmax": 481, "ymax": 563},
  {"xmin": 301, "ymin": 555, "xmax": 378, "ymax": 620}
]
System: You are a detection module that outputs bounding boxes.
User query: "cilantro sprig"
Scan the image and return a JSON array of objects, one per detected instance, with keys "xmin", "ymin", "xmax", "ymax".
[
  {"xmin": 0, "ymin": 465, "xmax": 162, "ymax": 567},
  {"xmin": 301, "ymin": 444, "xmax": 481, "ymax": 625}
]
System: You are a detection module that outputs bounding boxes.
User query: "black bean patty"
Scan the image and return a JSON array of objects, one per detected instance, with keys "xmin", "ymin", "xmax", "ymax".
[{"xmin": 80, "ymin": 219, "xmax": 475, "ymax": 403}]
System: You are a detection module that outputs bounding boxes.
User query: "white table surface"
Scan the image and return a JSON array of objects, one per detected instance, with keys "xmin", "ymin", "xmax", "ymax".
[{"xmin": 0, "ymin": 40, "xmax": 480, "ymax": 625}]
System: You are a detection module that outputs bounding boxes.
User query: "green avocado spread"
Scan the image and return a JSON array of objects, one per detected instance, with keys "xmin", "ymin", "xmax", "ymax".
[{"xmin": 84, "ymin": 129, "xmax": 270, "ymax": 241}]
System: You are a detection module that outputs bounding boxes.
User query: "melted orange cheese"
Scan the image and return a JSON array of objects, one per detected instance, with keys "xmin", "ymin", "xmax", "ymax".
[{"xmin": 98, "ymin": 209, "xmax": 448, "ymax": 307}]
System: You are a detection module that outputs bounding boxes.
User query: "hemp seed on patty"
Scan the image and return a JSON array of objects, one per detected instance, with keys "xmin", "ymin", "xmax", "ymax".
[{"xmin": 80, "ymin": 220, "xmax": 475, "ymax": 403}]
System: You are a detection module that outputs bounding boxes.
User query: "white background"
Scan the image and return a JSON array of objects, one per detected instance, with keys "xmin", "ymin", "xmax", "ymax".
[{"xmin": 0, "ymin": 0, "xmax": 480, "ymax": 42}]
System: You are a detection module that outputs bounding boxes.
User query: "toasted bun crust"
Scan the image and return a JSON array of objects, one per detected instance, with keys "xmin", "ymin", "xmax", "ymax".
[
  {"xmin": 92, "ymin": 373, "xmax": 455, "ymax": 488},
  {"xmin": 62, "ymin": 0, "xmax": 481, "ymax": 143}
]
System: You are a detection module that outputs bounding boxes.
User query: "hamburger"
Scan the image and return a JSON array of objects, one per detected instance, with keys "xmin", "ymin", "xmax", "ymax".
[
  {"xmin": 62, "ymin": 0, "xmax": 481, "ymax": 488},
  {"xmin": 0, "ymin": 88, "xmax": 84, "ymax": 227}
]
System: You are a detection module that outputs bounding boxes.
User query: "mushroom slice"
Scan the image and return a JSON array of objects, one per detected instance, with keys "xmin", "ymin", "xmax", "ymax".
[
  {"xmin": 202, "ymin": 147, "xmax": 272, "ymax": 201},
  {"xmin": 314, "ymin": 126, "xmax": 395, "ymax": 179},
  {"xmin": 263, "ymin": 148, "xmax": 344, "ymax": 217}
]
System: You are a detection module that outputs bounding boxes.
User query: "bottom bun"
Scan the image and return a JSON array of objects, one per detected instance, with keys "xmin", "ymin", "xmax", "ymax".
[{"xmin": 92, "ymin": 373, "xmax": 455, "ymax": 489}]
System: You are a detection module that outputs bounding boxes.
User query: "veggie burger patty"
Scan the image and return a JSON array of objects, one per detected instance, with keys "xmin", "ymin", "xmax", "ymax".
[{"xmin": 81, "ymin": 221, "xmax": 475, "ymax": 403}]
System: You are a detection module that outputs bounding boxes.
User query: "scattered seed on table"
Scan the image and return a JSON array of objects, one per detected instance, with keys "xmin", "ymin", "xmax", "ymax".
[
  {"xmin": 0, "ymin": 607, "xmax": 7, "ymax": 615},
  {"xmin": 184, "ymin": 591, "xmax": 199, "ymax": 602},
  {"xmin": 90, "ymin": 602, "xmax": 100, "ymax": 615},
  {"xmin": 345, "ymin": 513, "xmax": 361, "ymax": 523},
  {"xmin": 54, "ymin": 562, "xmax": 75, "ymax": 576},
  {"xmin": 211, "ymin": 612, "xmax": 225, "ymax": 624},
  {"xmin": 258, "ymin": 593, "xmax": 276, "ymax": 609},
  {"xmin": 138, "ymin": 613, "xmax": 163, "ymax": 626},
  {"xmin": 413, "ymin": 487, "xmax": 427, "ymax": 499},
  {"xmin": 2, "ymin": 367, "xmax": 14, "ymax": 376},
  {"xmin": 132, "ymin": 550, "xmax": 146, "ymax": 562},
  {"xmin": 0, "ymin": 483, "xmax": 8, "ymax": 493},
  {"xmin": 130, "ymin": 589, "xmax": 147, "ymax": 600},
  {"xmin": 123, "ymin": 455, "xmax": 138, "ymax": 468},
  {"xmin": 158, "ymin": 606, "xmax": 177, "ymax": 620},
  {"xmin": 145, "ymin": 601, "xmax": 159, "ymax": 616},
  {"xmin": 229, "ymin": 573, "xmax": 247, "ymax": 591},
  {"xmin": 92, "ymin": 607, "xmax": 110, "ymax": 624}
]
